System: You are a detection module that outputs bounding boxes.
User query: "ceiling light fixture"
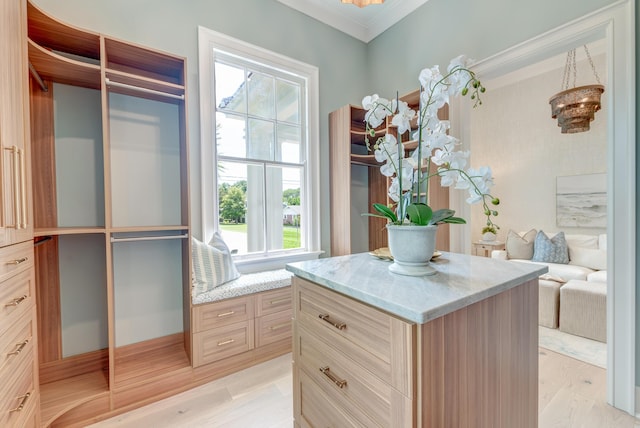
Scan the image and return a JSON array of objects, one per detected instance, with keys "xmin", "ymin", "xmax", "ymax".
[
  {"xmin": 549, "ymin": 45, "xmax": 604, "ymax": 134},
  {"xmin": 341, "ymin": 0, "xmax": 384, "ymax": 8}
]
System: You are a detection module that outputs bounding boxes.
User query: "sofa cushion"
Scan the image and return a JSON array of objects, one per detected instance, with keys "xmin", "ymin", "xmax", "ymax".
[
  {"xmin": 510, "ymin": 259, "xmax": 594, "ymax": 282},
  {"xmin": 569, "ymin": 246, "xmax": 607, "ymax": 271},
  {"xmin": 506, "ymin": 229, "xmax": 536, "ymax": 259},
  {"xmin": 532, "ymin": 231, "xmax": 569, "ymax": 264},
  {"xmin": 588, "ymin": 270, "xmax": 607, "ymax": 283},
  {"xmin": 564, "ymin": 234, "xmax": 599, "ymax": 250}
]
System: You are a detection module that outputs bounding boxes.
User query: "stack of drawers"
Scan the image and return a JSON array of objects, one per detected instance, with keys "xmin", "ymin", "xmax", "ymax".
[
  {"xmin": 292, "ymin": 277, "xmax": 414, "ymax": 427},
  {"xmin": 0, "ymin": 241, "xmax": 38, "ymax": 427},
  {"xmin": 192, "ymin": 287, "xmax": 292, "ymax": 367}
]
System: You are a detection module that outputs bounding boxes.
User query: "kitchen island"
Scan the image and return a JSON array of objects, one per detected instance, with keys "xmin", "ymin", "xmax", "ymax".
[{"xmin": 286, "ymin": 251, "xmax": 547, "ymax": 428}]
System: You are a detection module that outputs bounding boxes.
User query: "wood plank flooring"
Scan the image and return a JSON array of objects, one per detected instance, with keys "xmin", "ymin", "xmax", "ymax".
[{"xmin": 88, "ymin": 349, "xmax": 639, "ymax": 428}]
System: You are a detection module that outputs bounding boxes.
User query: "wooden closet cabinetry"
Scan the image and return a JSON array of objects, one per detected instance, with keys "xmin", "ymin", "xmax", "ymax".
[
  {"xmin": 329, "ymin": 95, "xmax": 450, "ymax": 256},
  {"xmin": 27, "ymin": 2, "xmax": 190, "ymax": 425},
  {"xmin": 0, "ymin": 0, "xmax": 39, "ymax": 426}
]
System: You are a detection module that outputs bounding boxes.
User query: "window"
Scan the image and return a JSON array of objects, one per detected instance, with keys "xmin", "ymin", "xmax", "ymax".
[{"xmin": 198, "ymin": 27, "xmax": 320, "ymax": 270}]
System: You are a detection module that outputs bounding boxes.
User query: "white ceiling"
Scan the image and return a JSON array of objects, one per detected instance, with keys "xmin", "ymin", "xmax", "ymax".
[{"xmin": 276, "ymin": 0, "xmax": 429, "ymax": 43}]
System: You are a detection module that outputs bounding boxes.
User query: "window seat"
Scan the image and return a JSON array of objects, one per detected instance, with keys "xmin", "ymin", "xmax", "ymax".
[{"xmin": 192, "ymin": 268, "xmax": 293, "ymax": 305}]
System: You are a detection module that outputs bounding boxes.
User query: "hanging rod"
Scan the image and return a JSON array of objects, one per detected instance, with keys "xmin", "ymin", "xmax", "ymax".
[
  {"xmin": 110, "ymin": 233, "xmax": 188, "ymax": 243},
  {"xmin": 28, "ymin": 62, "xmax": 48, "ymax": 92},
  {"xmin": 105, "ymin": 78, "xmax": 184, "ymax": 100}
]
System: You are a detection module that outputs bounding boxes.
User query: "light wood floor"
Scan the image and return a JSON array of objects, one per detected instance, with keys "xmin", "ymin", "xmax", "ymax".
[{"xmin": 89, "ymin": 349, "xmax": 639, "ymax": 428}]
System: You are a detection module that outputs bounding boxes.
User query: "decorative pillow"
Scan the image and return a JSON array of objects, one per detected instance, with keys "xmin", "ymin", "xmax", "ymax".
[
  {"xmin": 564, "ymin": 234, "xmax": 599, "ymax": 250},
  {"xmin": 505, "ymin": 229, "xmax": 537, "ymax": 260},
  {"xmin": 532, "ymin": 230, "xmax": 569, "ymax": 264},
  {"xmin": 191, "ymin": 233, "xmax": 240, "ymax": 295},
  {"xmin": 569, "ymin": 246, "xmax": 607, "ymax": 271}
]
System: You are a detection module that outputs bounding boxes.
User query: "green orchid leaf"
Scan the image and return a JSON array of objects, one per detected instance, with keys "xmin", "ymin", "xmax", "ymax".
[
  {"xmin": 372, "ymin": 203, "xmax": 397, "ymax": 223},
  {"xmin": 441, "ymin": 216, "xmax": 467, "ymax": 224},
  {"xmin": 430, "ymin": 208, "xmax": 456, "ymax": 225},
  {"xmin": 406, "ymin": 203, "xmax": 432, "ymax": 226}
]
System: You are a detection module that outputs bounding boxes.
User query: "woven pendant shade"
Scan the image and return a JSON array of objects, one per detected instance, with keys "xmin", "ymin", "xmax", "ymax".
[{"xmin": 549, "ymin": 46, "xmax": 604, "ymax": 134}]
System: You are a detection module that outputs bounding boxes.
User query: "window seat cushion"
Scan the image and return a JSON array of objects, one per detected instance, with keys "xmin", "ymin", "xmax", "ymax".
[{"xmin": 192, "ymin": 268, "xmax": 293, "ymax": 305}]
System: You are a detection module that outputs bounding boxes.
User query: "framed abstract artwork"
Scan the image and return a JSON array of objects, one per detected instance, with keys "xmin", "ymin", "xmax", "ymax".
[{"xmin": 556, "ymin": 173, "xmax": 607, "ymax": 228}]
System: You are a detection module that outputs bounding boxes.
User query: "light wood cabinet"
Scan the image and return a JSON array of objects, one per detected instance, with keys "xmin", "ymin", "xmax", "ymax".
[
  {"xmin": 292, "ymin": 274, "xmax": 539, "ymax": 427},
  {"xmin": 329, "ymin": 95, "xmax": 450, "ymax": 256},
  {"xmin": 26, "ymin": 1, "xmax": 190, "ymax": 425},
  {"xmin": 192, "ymin": 287, "xmax": 292, "ymax": 368},
  {"xmin": 0, "ymin": 0, "xmax": 39, "ymax": 426}
]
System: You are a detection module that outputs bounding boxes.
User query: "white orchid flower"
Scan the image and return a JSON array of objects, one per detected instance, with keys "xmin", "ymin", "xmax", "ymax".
[{"xmin": 391, "ymin": 101, "xmax": 415, "ymax": 134}]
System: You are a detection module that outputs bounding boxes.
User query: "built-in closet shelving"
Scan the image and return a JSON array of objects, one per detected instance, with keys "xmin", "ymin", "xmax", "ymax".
[
  {"xmin": 27, "ymin": 1, "xmax": 190, "ymax": 425},
  {"xmin": 329, "ymin": 91, "xmax": 450, "ymax": 256}
]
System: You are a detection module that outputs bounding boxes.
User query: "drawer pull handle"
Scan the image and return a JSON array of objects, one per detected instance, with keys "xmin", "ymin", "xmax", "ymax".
[
  {"xmin": 320, "ymin": 366, "xmax": 347, "ymax": 389},
  {"xmin": 217, "ymin": 339, "xmax": 235, "ymax": 346},
  {"xmin": 7, "ymin": 338, "xmax": 30, "ymax": 356},
  {"xmin": 217, "ymin": 311, "xmax": 235, "ymax": 318},
  {"xmin": 269, "ymin": 298, "xmax": 289, "ymax": 305},
  {"xmin": 269, "ymin": 322, "xmax": 290, "ymax": 331},
  {"xmin": 6, "ymin": 257, "xmax": 28, "ymax": 265},
  {"xmin": 5, "ymin": 295, "xmax": 27, "ymax": 307},
  {"xmin": 319, "ymin": 314, "xmax": 346, "ymax": 330},
  {"xmin": 9, "ymin": 392, "xmax": 31, "ymax": 412}
]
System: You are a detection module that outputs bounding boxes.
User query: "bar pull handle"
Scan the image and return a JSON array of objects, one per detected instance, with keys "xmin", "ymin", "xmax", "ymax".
[
  {"xmin": 7, "ymin": 338, "xmax": 29, "ymax": 356},
  {"xmin": 319, "ymin": 366, "xmax": 347, "ymax": 389},
  {"xmin": 3, "ymin": 146, "xmax": 18, "ymax": 228},
  {"xmin": 18, "ymin": 147, "xmax": 27, "ymax": 229},
  {"xmin": 5, "ymin": 295, "xmax": 27, "ymax": 307},
  {"xmin": 217, "ymin": 339, "xmax": 235, "ymax": 346},
  {"xmin": 319, "ymin": 314, "xmax": 346, "ymax": 330},
  {"xmin": 6, "ymin": 257, "xmax": 28, "ymax": 265},
  {"xmin": 217, "ymin": 311, "xmax": 235, "ymax": 318},
  {"xmin": 268, "ymin": 322, "xmax": 290, "ymax": 331},
  {"xmin": 269, "ymin": 298, "xmax": 289, "ymax": 306},
  {"xmin": 9, "ymin": 392, "xmax": 31, "ymax": 412}
]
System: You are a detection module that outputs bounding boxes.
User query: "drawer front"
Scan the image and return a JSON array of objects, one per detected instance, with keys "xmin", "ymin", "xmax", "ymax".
[
  {"xmin": 0, "ymin": 268, "xmax": 34, "ymax": 337},
  {"xmin": 0, "ymin": 241, "xmax": 33, "ymax": 283},
  {"xmin": 297, "ymin": 325, "xmax": 410, "ymax": 427},
  {"xmin": 0, "ymin": 348, "xmax": 36, "ymax": 428},
  {"xmin": 192, "ymin": 320, "xmax": 254, "ymax": 367},
  {"xmin": 256, "ymin": 309, "xmax": 292, "ymax": 347},
  {"xmin": 193, "ymin": 295, "xmax": 254, "ymax": 332},
  {"xmin": 0, "ymin": 311, "xmax": 34, "ymax": 383},
  {"xmin": 294, "ymin": 278, "xmax": 396, "ymax": 380},
  {"xmin": 255, "ymin": 287, "xmax": 291, "ymax": 317},
  {"xmin": 296, "ymin": 366, "xmax": 377, "ymax": 428}
]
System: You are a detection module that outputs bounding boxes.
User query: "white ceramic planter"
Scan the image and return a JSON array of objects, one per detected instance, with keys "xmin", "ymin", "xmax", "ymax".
[
  {"xmin": 482, "ymin": 232, "xmax": 497, "ymax": 242},
  {"xmin": 386, "ymin": 224, "xmax": 438, "ymax": 276}
]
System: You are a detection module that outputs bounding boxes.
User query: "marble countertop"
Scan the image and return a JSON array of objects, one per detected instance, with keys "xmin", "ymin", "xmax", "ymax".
[{"xmin": 286, "ymin": 252, "xmax": 548, "ymax": 324}]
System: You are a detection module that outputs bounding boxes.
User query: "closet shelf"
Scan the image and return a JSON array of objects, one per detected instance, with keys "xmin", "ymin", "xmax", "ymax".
[
  {"xmin": 28, "ymin": 39, "xmax": 101, "ymax": 89},
  {"xmin": 34, "ymin": 227, "xmax": 106, "ymax": 237}
]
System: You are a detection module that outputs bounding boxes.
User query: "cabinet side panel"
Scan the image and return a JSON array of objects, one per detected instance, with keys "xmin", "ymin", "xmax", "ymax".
[
  {"xmin": 420, "ymin": 279, "xmax": 538, "ymax": 428},
  {"xmin": 329, "ymin": 107, "xmax": 351, "ymax": 256}
]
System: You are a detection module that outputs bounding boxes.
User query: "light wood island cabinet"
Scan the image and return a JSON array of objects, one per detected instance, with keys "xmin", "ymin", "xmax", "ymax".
[{"xmin": 289, "ymin": 252, "xmax": 546, "ymax": 427}]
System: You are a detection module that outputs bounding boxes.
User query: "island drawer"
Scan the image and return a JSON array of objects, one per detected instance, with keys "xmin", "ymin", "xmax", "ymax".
[
  {"xmin": 192, "ymin": 320, "xmax": 254, "ymax": 367},
  {"xmin": 296, "ymin": 324, "xmax": 412, "ymax": 427},
  {"xmin": 293, "ymin": 277, "xmax": 413, "ymax": 395},
  {"xmin": 192, "ymin": 295, "xmax": 254, "ymax": 332},
  {"xmin": 296, "ymin": 367, "xmax": 377, "ymax": 428}
]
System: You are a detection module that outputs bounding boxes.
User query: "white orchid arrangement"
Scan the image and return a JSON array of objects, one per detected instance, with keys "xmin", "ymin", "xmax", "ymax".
[{"xmin": 362, "ymin": 55, "xmax": 500, "ymax": 230}]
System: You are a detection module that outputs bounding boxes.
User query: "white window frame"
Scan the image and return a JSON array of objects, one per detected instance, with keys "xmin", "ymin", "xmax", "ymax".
[{"xmin": 198, "ymin": 27, "xmax": 321, "ymax": 272}]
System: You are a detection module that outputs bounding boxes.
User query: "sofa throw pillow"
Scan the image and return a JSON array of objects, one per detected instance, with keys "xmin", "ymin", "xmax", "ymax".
[
  {"xmin": 569, "ymin": 246, "xmax": 607, "ymax": 271},
  {"xmin": 505, "ymin": 229, "xmax": 537, "ymax": 260},
  {"xmin": 532, "ymin": 230, "xmax": 569, "ymax": 264},
  {"xmin": 192, "ymin": 233, "xmax": 240, "ymax": 295}
]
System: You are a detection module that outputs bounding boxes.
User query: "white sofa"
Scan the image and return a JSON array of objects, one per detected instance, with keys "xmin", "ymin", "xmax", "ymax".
[{"xmin": 492, "ymin": 231, "xmax": 607, "ymax": 342}]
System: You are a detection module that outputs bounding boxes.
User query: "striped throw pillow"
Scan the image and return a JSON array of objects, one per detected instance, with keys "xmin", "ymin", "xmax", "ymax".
[{"xmin": 192, "ymin": 232, "xmax": 240, "ymax": 295}]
